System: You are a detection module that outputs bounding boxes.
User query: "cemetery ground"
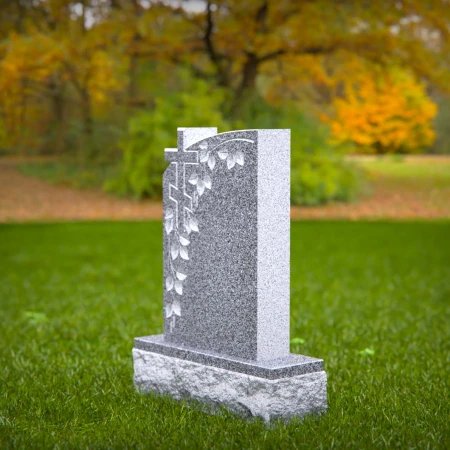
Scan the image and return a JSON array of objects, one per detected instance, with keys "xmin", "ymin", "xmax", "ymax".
[
  {"xmin": 0, "ymin": 155, "xmax": 449, "ymax": 221},
  {"xmin": 0, "ymin": 221, "xmax": 449, "ymax": 448}
]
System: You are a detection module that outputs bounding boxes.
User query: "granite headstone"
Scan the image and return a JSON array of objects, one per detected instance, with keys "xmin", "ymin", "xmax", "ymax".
[{"xmin": 133, "ymin": 127, "xmax": 327, "ymax": 422}]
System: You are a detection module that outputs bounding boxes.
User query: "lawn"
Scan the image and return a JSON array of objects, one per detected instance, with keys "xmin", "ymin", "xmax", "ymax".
[
  {"xmin": 357, "ymin": 155, "xmax": 450, "ymax": 182},
  {"xmin": 358, "ymin": 155, "xmax": 450, "ymax": 208},
  {"xmin": 17, "ymin": 162, "xmax": 119, "ymax": 191},
  {"xmin": 0, "ymin": 221, "xmax": 449, "ymax": 448}
]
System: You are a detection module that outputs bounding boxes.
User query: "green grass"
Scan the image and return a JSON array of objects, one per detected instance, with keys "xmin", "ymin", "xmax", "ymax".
[
  {"xmin": 356, "ymin": 156, "xmax": 450, "ymax": 187},
  {"xmin": 353, "ymin": 156, "xmax": 450, "ymax": 211},
  {"xmin": 1, "ymin": 221, "xmax": 449, "ymax": 448},
  {"xmin": 17, "ymin": 162, "xmax": 119, "ymax": 190}
]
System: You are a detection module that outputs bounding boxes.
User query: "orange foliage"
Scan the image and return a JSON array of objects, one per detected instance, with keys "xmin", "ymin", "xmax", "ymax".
[{"xmin": 327, "ymin": 69, "xmax": 437, "ymax": 154}]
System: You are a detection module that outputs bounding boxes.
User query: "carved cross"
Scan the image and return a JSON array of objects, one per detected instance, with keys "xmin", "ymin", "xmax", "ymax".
[{"xmin": 164, "ymin": 147, "xmax": 198, "ymax": 231}]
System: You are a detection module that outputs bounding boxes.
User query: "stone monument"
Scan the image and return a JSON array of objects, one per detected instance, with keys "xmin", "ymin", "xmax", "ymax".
[{"xmin": 133, "ymin": 127, "xmax": 327, "ymax": 422}]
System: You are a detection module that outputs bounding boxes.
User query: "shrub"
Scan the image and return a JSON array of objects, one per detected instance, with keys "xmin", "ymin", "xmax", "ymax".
[
  {"xmin": 280, "ymin": 105, "xmax": 364, "ymax": 205},
  {"xmin": 291, "ymin": 156, "xmax": 363, "ymax": 206},
  {"xmin": 105, "ymin": 78, "xmax": 230, "ymax": 199},
  {"xmin": 108, "ymin": 88, "xmax": 365, "ymax": 205},
  {"xmin": 284, "ymin": 109, "xmax": 364, "ymax": 205}
]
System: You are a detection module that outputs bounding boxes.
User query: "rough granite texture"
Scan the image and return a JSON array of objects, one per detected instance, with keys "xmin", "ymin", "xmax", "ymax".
[
  {"xmin": 134, "ymin": 334, "xmax": 324, "ymax": 379},
  {"xmin": 133, "ymin": 349, "xmax": 328, "ymax": 423},
  {"xmin": 162, "ymin": 128, "xmax": 290, "ymax": 361}
]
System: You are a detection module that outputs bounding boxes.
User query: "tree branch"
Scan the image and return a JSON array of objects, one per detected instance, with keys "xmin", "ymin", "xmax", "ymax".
[
  {"xmin": 255, "ymin": 1, "xmax": 269, "ymax": 32},
  {"xmin": 259, "ymin": 45, "xmax": 336, "ymax": 63},
  {"xmin": 204, "ymin": 0, "xmax": 220, "ymax": 67}
]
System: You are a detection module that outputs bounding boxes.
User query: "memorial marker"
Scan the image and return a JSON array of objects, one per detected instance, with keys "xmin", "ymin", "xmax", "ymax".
[{"xmin": 133, "ymin": 127, "xmax": 327, "ymax": 422}]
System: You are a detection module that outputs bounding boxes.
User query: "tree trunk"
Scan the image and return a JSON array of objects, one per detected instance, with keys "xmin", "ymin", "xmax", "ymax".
[
  {"xmin": 230, "ymin": 53, "xmax": 260, "ymax": 118},
  {"xmin": 240, "ymin": 54, "xmax": 259, "ymax": 92},
  {"xmin": 49, "ymin": 75, "xmax": 67, "ymax": 155},
  {"xmin": 53, "ymin": 93, "xmax": 66, "ymax": 155},
  {"xmin": 128, "ymin": 34, "xmax": 141, "ymax": 107},
  {"xmin": 19, "ymin": 78, "xmax": 28, "ymax": 155},
  {"xmin": 80, "ymin": 89, "xmax": 93, "ymax": 162},
  {"xmin": 127, "ymin": 0, "xmax": 144, "ymax": 107}
]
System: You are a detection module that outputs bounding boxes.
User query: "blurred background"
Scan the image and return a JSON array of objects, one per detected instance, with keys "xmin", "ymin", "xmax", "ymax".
[
  {"xmin": 1, "ymin": 4, "xmax": 449, "ymax": 446},
  {"xmin": 0, "ymin": 0, "xmax": 449, "ymax": 221}
]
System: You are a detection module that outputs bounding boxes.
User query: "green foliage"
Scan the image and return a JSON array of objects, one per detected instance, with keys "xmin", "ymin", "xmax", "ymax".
[
  {"xmin": 0, "ymin": 221, "xmax": 449, "ymax": 447},
  {"xmin": 106, "ymin": 78, "xmax": 230, "ymax": 199},
  {"xmin": 432, "ymin": 95, "xmax": 450, "ymax": 154},
  {"xmin": 285, "ymin": 107, "xmax": 363, "ymax": 206},
  {"xmin": 18, "ymin": 162, "xmax": 119, "ymax": 190},
  {"xmin": 109, "ymin": 93, "xmax": 365, "ymax": 205},
  {"xmin": 291, "ymin": 156, "xmax": 363, "ymax": 206},
  {"xmin": 235, "ymin": 99, "xmax": 364, "ymax": 206}
]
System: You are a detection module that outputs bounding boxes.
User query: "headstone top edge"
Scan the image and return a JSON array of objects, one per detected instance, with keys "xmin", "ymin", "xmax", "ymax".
[
  {"xmin": 176, "ymin": 127, "xmax": 290, "ymax": 131},
  {"xmin": 177, "ymin": 127, "xmax": 218, "ymax": 131},
  {"xmin": 177, "ymin": 127, "xmax": 218, "ymax": 151},
  {"xmin": 174, "ymin": 128, "xmax": 290, "ymax": 152},
  {"xmin": 176, "ymin": 128, "xmax": 290, "ymax": 135}
]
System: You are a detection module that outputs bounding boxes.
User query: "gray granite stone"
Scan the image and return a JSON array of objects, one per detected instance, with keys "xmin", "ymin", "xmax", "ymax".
[
  {"xmin": 133, "ymin": 127, "xmax": 327, "ymax": 421},
  {"xmin": 162, "ymin": 128, "xmax": 290, "ymax": 360},
  {"xmin": 134, "ymin": 335, "xmax": 323, "ymax": 379},
  {"xmin": 133, "ymin": 348, "xmax": 328, "ymax": 423}
]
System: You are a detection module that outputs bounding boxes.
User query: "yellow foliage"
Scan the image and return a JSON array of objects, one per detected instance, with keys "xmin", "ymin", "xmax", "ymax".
[
  {"xmin": 0, "ymin": 33, "xmax": 58, "ymax": 91},
  {"xmin": 0, "ymin": 27, "xmax": 124, "ymax": 149},
  {"xmin": 327, "ymin": 68, "xmax": 438, "ymax": 154}
]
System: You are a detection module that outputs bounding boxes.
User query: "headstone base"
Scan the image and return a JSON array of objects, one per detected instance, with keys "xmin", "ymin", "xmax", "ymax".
[{"xmin": 133, "ymin": 348, "xmax": 327, "ymax": 423}]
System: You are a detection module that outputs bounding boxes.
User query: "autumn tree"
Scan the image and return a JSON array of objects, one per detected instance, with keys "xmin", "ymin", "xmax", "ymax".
[
  {"xmin": 0, "ymin": 32, "xmax": 61, "ymax": 152},
  {"xmin": 0, "ymin": 1, "xmax": 124, "ymax": 156},
  {"xmin": 0, "ymin": 0, "xmax": 449, "ymax": 157},
  {"xmin": 327, "ymin": 67, "xmax": 438, "ymax": 154},
  {"xmin": 168, "ymin": 0, "xmax": 449, "ymax": 116}
]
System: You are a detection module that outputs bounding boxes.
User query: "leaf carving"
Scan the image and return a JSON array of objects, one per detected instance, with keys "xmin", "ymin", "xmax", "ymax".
[
  {"xmin": 199, "ymin": 150, "xmax": 209, "ymax": 163},
  {"xmin": 197, "ymin": 179, "xmax": 205, "ymax": 196},
  {"xmin": 172, "ymin": 299, "xmax": 181, "ymax": 316},
  {"xmin": 170, "ymin": 241, "xmax": 179, "ymax": 260},
  {"xmin": 190, "ymin": 216, "xmax": 199, "ymax": 232},
  {"xmin": 166, "ymin": 276, "xmax": 174, "ymax": 291},
  {"xmin": 188, "ymin": 173, "xmax": 198, "ymax": 185},
  {"xmin": 174, "ymin": 280, "xmax": 183, "ymax": 295},
  {"xmin": 227, "ymin": 152, "xmax": 236, "ymax": 169},
  {"xmin": 179, "ymin": 233, "xmax": 190, "ymax": 246},
  {"xmin": 204, "ymin": 174, "xmax": 212, "ymax": 189},
  {"xmin": 165, "ymin": 138, "xmax": 253, "ymax": 330},
  {"xmin": 236, "ymin": 150, "xmax": 244, "ymax": 166},
  {"xmin": 207, "ymin": 154, "xmax": 216, "ymax": 170},
  {"xmin": 180, "ymin": 245, "xmax": 189, "ymax": 260},
  {"xmin": 218, "ymin": 150, "xmax": 228, "ymax": 160},
  {"xmin": 164, "ymin": 217, "xmax": 173, "ymax": 234}
]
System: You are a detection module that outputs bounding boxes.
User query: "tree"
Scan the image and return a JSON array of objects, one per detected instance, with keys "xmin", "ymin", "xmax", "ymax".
[
  {"xmin": 0, "ymin": 1, "xmax": 124, "ymax": 156},
  {"xmin": 0, "ymin": 32, "xmax": 61, "ymax": 152},
  {"xmin": 326, "ymin": 67, "xmax": 438, "ymax": 154},
  {"xmin": 0, "ymin": 0, "xmax": 448, "ymax": 157},
  {"xmin": 171, "ymin": 0, "xmax": 450, "ymax": 115}
]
